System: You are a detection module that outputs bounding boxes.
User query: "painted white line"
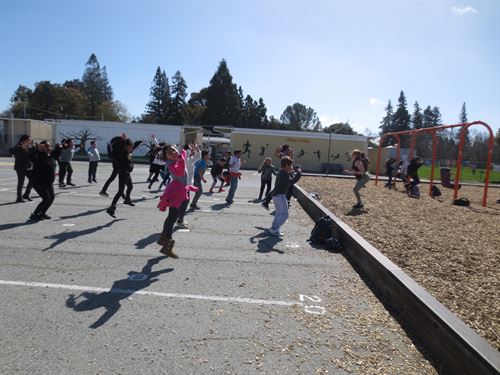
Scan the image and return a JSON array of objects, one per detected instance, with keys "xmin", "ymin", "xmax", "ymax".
[
  {"xmin": 0, "ymin": 188, "xmax": 10, "ymax": 192},
  {"xmin": 62, "ymin": 223, "xmax": 76, "ymax": 227},
  {"xmin": 0, "ymin": 280, "xmax": 299, "ymax": 307}
]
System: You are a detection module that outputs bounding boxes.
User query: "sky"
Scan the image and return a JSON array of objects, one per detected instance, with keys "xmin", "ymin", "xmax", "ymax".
[{"xmin": 0, "ymin": 0, "xmax": 499, "ymax": 135}]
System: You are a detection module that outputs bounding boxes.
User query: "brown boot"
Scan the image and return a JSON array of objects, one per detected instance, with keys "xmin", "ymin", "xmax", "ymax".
[
  {"xmin": 157, "ymin": 233, "xmax": 169, "ymax": 246},
  {"xmin": 159, "ymin": 239, "xmax": 178, "ymax": 259}
]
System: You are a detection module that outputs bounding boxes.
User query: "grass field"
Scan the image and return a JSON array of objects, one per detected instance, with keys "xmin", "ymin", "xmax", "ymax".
[{"xmin": 418, "ymin": 165, "xmax": 500, "ymax": 183}]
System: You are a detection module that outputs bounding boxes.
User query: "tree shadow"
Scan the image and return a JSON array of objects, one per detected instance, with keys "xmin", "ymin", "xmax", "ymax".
[
  {"xmin": 56, "ymin": 208, "xmax": 108, "ymax": 221},
  {"xmin": 43, "ymin": 219, "xmax": 125, "ymax": 251},
  {"xmin": 134, "ymin": 233, "xmax": 160, "ymax": 249},
  {"xmin": 250, "ymin": 227, "xmax": 284, "ymax": 254},
  {"xmin": 65, "ymin": 256, "xmax": 173, "ymax": 329},
  {"xmin": 0, "ymin": 220, "xmax": 35, "ymax": 231}
]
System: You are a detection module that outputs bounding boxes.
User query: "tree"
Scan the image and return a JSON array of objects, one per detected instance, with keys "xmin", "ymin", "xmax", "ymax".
[
  {"xmin": 202, "ymin": 59, "xmax": 242, "ymax": 126},
  {"xmin": 422, "ymin": 105, "xmax": 434, "ymax": 128},
  {"xmin": 323, "ymin": 122, "xmax": 356, "ymax": 135},
  {"xmin": 456, "ymin": 102, "xmax": 471, "ymax": 149},
  {"xmin": 143, "ymin": 67, "xmax": 171, "ymax": 124},
  {"xmin": 9, "ymin": 85, "xmax": 33, "ymax": 118},
  {"xmin": 97, "ymin": 100, "xmax": 130, "ymax": 122},
  {"xmin": 59, "ymin": 128, "xmax": 102, "ymax": 154},
  {"xmin": 411, "ymin": 101, "xmax": 423, "ymax": 129},
  {"xmin": 256, "ymin": 98, "xmax": 268, "ymax": 128},
  {"xmin": 168, "ymin": 71, "xmax": 188, "ymax": 125},
  {"xmin": 82, "ymin": 53, "xmax": 114, "ymax": 117},
  {"xmin": 392, "ymin": 91, "xmax": 411, "ymax": 147},
  {"xmin": 379, "ymin": 100, "xmax": 394, "ymax": 146},
  {"xmin": 431, "ymin": 106, "xmax": 442, "ymax": 127},
  {"xmin": 241, "ymin": 94, "xmax": 261, "ymax": 128},
  {"xmin": 280, "ymin": 103, "xmax": 320, "ymax": 131}
]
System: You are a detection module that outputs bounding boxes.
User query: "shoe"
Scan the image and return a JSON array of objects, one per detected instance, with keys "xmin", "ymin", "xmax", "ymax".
[
  {"xmin": 29, "ymin": 213, "xmax": 41, "ymax": 221},
  {"xmin": 123, "ymin": 200, "xmax": 135, "ymax": 206},
  {"xmin": 106, "ymin": 205, "xmax": 116, "ymax": 218},
  {"xmin": 22, "ymin": 195, "xmax": 33, "ymax": 201},
  {"xmin": 59, "ymin": 184, "xmax": 66, "ymax": 188},
  {"xmin": 176, "ymin": 220, "xmax": 189, "ymax": 229},
  {"xmin": 209, "ymin": 188, "xmax": 213, "ymax": 193},
  {"xmin": 268, "ymin": 228, "xmax": 283, "ymax": 237},
  {"xmin": 99, "ymin": 191, "xmax": 109, "ymax": 197},
  {"xmin": 157, "ymin": 233, "xmax": 170, "ymax": 246},
  {"xmin": 67, "ymin": 182, "xmax": 76, "ymax": 186},
  {"xmin": 122, "ymin": 194, "xmax": 126, "ymax": 200},
  {"xmin": 159, "ymin": 239, "xmax": 178, "ymax": 259},
  {"xmin": 148, "ymin": 183, "xmax": 153, "ymax": 190},
  {"xmin": 225, "ymin": 200, "xmax": 233, "ymax": 204},
  {"xmin": 88, "ymin": 180, "xmax": 92, "ymax": 183},
  {"xmin": 353, "ymin": 203, "xmax": 364, "ymax": 209},
  {"xmin": 261, "ymin": 202, "xmax": 269, "ymax": 210},
  {"xmin": 218, "ymin": 188, "xmax": 225, "ymax": 192},
  {"xmin": 93, "ymin": 180, "xmax": 97, "ymax": 183},
  {"xmin": 40, "ymin": 214, "xmax": 51, "ymax": 220},
  {"xmin": 190, "ymin": 204, "xmax": 201, "ymax": 210},
  {"xmin": 16, "ymin": 197, "xmax": 25, "ymax": 203}
]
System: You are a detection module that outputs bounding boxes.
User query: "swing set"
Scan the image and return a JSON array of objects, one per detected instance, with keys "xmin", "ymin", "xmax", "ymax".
[{"xmin": 374, "ymin": 121, "xmax": 495, "ymax": 207}]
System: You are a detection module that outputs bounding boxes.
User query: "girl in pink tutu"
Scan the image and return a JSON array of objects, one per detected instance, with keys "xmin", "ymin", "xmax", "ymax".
[{"xmin": 157, "ymin": 145, "xmax": 198, "ymax": 258}]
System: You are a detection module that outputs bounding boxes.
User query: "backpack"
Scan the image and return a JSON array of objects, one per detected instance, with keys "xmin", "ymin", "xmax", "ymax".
[
  {"xmin": 453, "ymin": 198, "xmax": 470, "ymax": 206},
  {"xmin": 360, "ymin": 154, "xmax": 370, "ymax": 171},
  {"xmin": 309, "ymin": 216, "xmax": 334, "ymax": 244},
  {"xmin": 324, "ymin": 237, "xmax": 342, "ymax": 252},
  {"xmin": 431, "ymin": 185, "xmax": 442, "ymax": 197}
]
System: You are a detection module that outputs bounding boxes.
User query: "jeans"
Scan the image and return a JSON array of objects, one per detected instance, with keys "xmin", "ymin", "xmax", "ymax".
[
  {"xmin": 59, "ymin": 161, "xmax": 73, "ymax": 184},
  {"xmin": 226, "ymin": 175, "xmax": 238, "ymax": 202},
  {"xmin": 32, "ymin": 184, "xmax": 55, "ymax": 215},
  {"xmin": 16, "ymin": 169, "xmax": 32, "ymax": 199},
  {"xmin": 353, "ymin": 173, "xmax": 370, "ymax": 204},
  {"xmin": 259, "ymin": 179, "xmax": 271, "ymax": 200},
  {"xmin": 88, "ymin": 161, "xmax": 98, "ymax": 181},
  {"xmin": 191, "ymin": 177, "xmax": 203, "ymax": 206},
  {"xmin": 101, "ymin": 164, "xmax": 118, "ymax": 193},
  {"xmin": 111, "ymin": 172, "xmax": 133, "ymax": 206},
  {"xmin": 271, "ymin": 194, "xmax": 289, "ymax": 231}
]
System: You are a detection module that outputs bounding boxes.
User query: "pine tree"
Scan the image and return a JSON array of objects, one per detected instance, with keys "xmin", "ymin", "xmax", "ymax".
[
  {"xmin": 202, "ymin": 59, "xmax": 242, "ymax": 126},
  {"xmin": 379, "ymin": 100, "xmax": 394, "ymax": 146},
  {"xmin": 168, "ymin": 71, "xmax": 188, "ymax": 125},
  {"xmin": 459, "ymin": 102, "xmax": 468, "ymax": 123},
  {"xmin": 431, "ymin": 106, "xmax": 442, "ymax": 127},
  {"xmin": 422, "ymin": 106, "xmax": 434, "ymax": 128},
  {"xmin": 457, "ymin": 102, "xmax": 471, "ymax": 147},
  {"xmin": 392, "ymin": 91, "xmax": 411, "ymax": 137},
  {"xmin": 411, "ymin": 101, "xmax": 423, "ymax": 129},
  {"xmin": 82, "ymin": 53, "xmax": 113, "ymax": 117},
  {"xmin": 101, "ymin": 66, "xmax": 114, "ymax": 101},
  {"xmin": 257, "ymin": 98, "xmax": 268, "ymax": 128},
  {"xmin": 144, "ymin": 67, "xmax": 171, "ymax": 124}
]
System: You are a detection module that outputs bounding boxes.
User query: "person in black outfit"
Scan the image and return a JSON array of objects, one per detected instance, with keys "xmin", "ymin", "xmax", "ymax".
[
  {"xmin": 28, "ymin": 141, "xmax": 56, "ymax": 221},
  {"xmin": 106, "ymin": 136, "xmax": 142, "ymax": 217},
  {"xmin": 9, "ymin": 134, "xmax": 34, "ymax": 202}
]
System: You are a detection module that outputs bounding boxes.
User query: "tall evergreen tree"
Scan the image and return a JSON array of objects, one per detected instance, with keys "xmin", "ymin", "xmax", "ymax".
[
  {"xmin": 82, "ymin": 53, "xmax": 113, "ymax": 117},
  {"xmin": 257, "ymin": 98, "xmax": 268, "ymax": 128},
  {"xmin": 457, "ymin": 102, "xmax": 471, "ymax": 147},
  {"xmin": 411, "ymin": 101, "xmax": 423, "ymax": 129},
  {"xmin": 422, "ymin": 105, "xmax": 434, "ymax": 128},
  {"xmin": 379, "ymin": 100, "xmax": 394, "ymax": 146},
  {"xmin": 202, "ymin": 59, "xmax": 242, "ymax": 126},
  {"xmin": 144, "ymin": 67, "xmax": 171, "ymax": 124},
  {"xmin": 459, "ymin": 102, "xmax": 468, "ymax": 123},
  {"xmin": 431, "ymin": 106, "xmax": 442, "ymax": 127},
  {"xmin": 168, "ymin": 70, "xmax": 188, "ymax": 125},
  {"xmin": 392, "ymin": 91, "xmax": 411, "ymax": 133}
]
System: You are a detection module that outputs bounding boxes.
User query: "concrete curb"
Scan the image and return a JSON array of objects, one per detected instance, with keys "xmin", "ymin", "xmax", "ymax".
[{"xmin": 293, "ymin": 183, "xmax": 500, "ymax": 375}]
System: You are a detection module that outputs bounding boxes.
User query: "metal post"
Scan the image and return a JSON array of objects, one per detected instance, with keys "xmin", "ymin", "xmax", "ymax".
[{"xmin": 375, "ymin": 136, "xmax": 384, "ymax": 185}]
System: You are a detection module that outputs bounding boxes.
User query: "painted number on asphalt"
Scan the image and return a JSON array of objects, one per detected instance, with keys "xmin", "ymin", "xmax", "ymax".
[{"xmin": 299, "ymin": 294, "xmax": 326, "ymax": 315}]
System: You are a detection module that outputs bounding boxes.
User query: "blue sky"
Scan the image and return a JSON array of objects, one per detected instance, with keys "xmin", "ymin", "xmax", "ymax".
[{"xmin": 0, "ymin": 0, "xmax": 498, "ymax": 134}]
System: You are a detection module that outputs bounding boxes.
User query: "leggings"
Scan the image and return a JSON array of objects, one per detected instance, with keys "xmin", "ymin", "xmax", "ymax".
[
  {"xmin": 101, "ymin": 164, "xmax": 118, "ymax": 193},
  {"xmin": 16, "ymin": 169, "xmax": 32, "ymax": 199},
  {"xmin": 111, "ymin": 172, "xmax": 133, "ymax": 206},
  {"xmin": 33, "ymin": 184, "xmax": 55, "ymax": 215},
  {"xmin": 353, "ymin": 173, "xmax": 370, "ymax": 204},
  {"xmin": 162, "ymin": 199, "xmax": 189, "ymax": 238},
  {"xmin": 259, "ymin": 179, "xmax": 271, "ymax": 200},
  {"xmin": 210, "ymin": 175, "xmax": 224, "ymax": 190}
]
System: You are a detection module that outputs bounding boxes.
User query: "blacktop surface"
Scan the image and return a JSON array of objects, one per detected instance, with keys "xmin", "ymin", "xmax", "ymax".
[{"xmin": 0, "ymin": 157, "xmax": 438, "ymax": 374}]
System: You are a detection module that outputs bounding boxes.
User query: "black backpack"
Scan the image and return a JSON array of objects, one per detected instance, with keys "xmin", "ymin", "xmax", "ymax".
[
  {"xmin": 431, "ymin": 185, "xmax": 442, "ymax": 197},
  {"xmin": 309, "ymin": 216, "xmax": 334, "ymax": 244},
  {"xmin": 453, "ymin": 198, "xmax": 470, "ymax": 206},
  {"xmin": 324, "ymin": 237, "xmax": 342, "ymax": 252}
]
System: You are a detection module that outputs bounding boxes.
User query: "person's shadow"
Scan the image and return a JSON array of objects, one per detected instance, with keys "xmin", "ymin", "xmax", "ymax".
[
  {"xmin": 346, "ymin": 207, "xmax": 368, "ymax": 216},
  {"xmin": 250, "ymin": 227, "xmax": 284, "ymax": 254},
  {"xmin": 211, "ymin": 203, "xmax": 229, "ymax": 211},
  {"xmin": 134, "ymin": 233, "xmax": 160, "ymax": 249},
  {"xmin": 56, "ymin": 208, "xmax": 108, "ymax": 221},
  {"xmin": 43, "ymin": 219, "xmax": 125, "ymax": 251},
  {"xmin": 66, "ymin": 256, "xmax": 173, "ymax": 329},
  {"xmin": 0, "ymin": 220, "xmax": 36, "ymax": 231}
]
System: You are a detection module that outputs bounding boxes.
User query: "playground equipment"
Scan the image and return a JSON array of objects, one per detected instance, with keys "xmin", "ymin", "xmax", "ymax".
[{"xmin": 374, "ymin": 121, "xmax": 494, "ymax": 207}]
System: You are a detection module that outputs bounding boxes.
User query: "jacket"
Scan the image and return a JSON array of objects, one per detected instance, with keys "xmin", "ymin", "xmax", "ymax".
[
  {"xmin": 9, "ymin": 145, "xmax": 33, "ymax": 171},
  {"xmin": 29, "ymin": 150, "xmax": 56, "ymax": 186}
]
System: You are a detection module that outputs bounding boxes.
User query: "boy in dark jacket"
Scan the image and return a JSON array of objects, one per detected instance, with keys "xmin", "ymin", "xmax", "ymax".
[
  {"xmin": 9, "ymin": 134, "xmax": 34, "ymax": 202},
  {"xmin": 28, "ymin": 141, "xmax": 56, "ymax": 220}
]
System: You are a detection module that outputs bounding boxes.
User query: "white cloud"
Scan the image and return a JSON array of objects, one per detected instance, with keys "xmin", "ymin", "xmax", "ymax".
[
  {"xmin": 452, "ymin": 6, "xmax": 478, "ymax": 16},
  {"xmin": 319, "ymin": 115, "xmax": 340, "ymax": 125},
  {"xmin": 369, "ymin": 97, "xmax": 383, "ymax": 106}
]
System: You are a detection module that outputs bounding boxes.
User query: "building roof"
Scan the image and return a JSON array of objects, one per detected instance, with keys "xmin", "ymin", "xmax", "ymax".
[{"xmin": 224, "ymin": 127, "xmax": 367, "ymax": 142}]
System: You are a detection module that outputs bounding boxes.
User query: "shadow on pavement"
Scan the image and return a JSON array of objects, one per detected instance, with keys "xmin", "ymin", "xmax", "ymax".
[
  {"xmin": 56, "ymin": 208, "xmax": 108, "ymax": 221},
  {"xmin": 0, "ymin": 220, "xmax": 36, "ymax": 231},
  {"xmin": 211, "ymin": 203, "xmax": 229, "ymax": 211},
  {"xmin": 65, "ymin": 256, "xmax": 172, "ymax": 329},
  {"xmin": 346, "ymin": 207, "xmax": 368, "ymax": 216},
  {"xmin": 43, "ymin": 219, "xmax": 125, "ymax": 251},
  {"xmin": 135, "ymin": 233, "xmax": 160, "ymax": 249},
  {"xmin": 250, "ymin": 227, "xmax": 284, "ymax": 254}
]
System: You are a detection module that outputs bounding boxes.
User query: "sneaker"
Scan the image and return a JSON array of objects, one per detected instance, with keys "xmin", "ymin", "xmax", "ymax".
[
  {"xmin": 16, "ymin": 197, "xmax": 25, "ymax": 203},
  {"xmin": 352, "ymin": 203, "xmax": 364, "ymax": 209},
  {"xmin": 261, "ymin": 202, "xmax": 269, "ymax": 210},
  {"xmin": 22, "ymin": 195, "xmax": 33, "ymax": 201},
  {"xmin": 88, "ymin": 180, "xmax": 92, "ymax": 183},
  {"xmin": 59, "ymin": 184, "xmax": 66, "ymax": 188},
  {"xmin": 92, "ymin": 180, "xmax": 97, "ymax": 183},
  {"xmin": 225, "ymin": 200, "xmax": 233, "ymax": 204},
  {"xmin": 218, "ymin": 188, "xmax": 225, "ymax": 192},
  {"xmin": 268, "ymin": 228, "xmax": 283, "ymax": 237},
  {"xmin": 123, "ymin": 200, "xmax": 135, "ymax": 206},
  {"xmin": 99, "ymin": 191, "xmax": 109, "ymax": 197},
  {"xmin": 209, "ymin": 188, "xmax": 214, "ymax": 193},
  {"xmin": 190, "ymin": 204, "xmax": 201, "ymax": 210},
  {"xmin": 29, "ymin": 213, "xmax": 41, "ymax": 221},
  {"xmin": 176, "ymin": 220, "xmax": 189, "ymax": 229},
  {"xmin": 40, "ymin": 214, "xmax": 51, "ymax": 220},
  {"xmin": 106, "ymin": 206, "xmax": 116, "ymax": 218},
  {"xmin": 67, "ymin": 182, "xmax": 76, "ymax": 186}
]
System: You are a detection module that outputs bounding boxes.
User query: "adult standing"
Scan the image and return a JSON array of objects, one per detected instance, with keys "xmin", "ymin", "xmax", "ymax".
[
  {"xmin": 28, "ymin": 141, "xmax": 56, "ymax": 220},
  {"xmin": 9, "ymin": 134, "xmax": 34, "ymax": 202}
]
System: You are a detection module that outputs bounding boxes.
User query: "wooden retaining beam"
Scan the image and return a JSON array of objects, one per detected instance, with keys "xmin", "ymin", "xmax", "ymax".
[{"xmin": 293, "ymin": 184, "xmax": 500, "ymax": 375}]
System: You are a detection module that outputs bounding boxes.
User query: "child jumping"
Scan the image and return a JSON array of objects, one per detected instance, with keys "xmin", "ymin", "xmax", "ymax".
[
  {"xmin": 209, "ymin": 158, "xmax": 226, "ymax": 193},
  {"xmin": 157, "ymin": 145, "xmax": 198, "ymax": 258},
  {"xmin": 257, "ymin": 157, "xmax": 276, "ymax": 201},
  {"xmin": 268, "ymin": 156, "xmax": 301, "ymax": 237},
  {"xmin": 345, "ymin": 149, "xmax": 370, "ymax": 209}
]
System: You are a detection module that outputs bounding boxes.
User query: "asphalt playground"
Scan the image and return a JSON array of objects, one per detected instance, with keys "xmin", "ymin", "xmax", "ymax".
[{"xmin": 0, "ymin": 158, "xmax": 437, "ymax": 374}]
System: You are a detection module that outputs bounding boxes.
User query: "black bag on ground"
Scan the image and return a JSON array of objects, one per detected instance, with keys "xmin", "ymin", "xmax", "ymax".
[
  {"xmin": 431, "ymin": 185, "xmax": 442, "ymax": 197},
  {"xmin": 453, "ymin": 198, "xmax": 470, "ymax": 206},
  {"xmin": 309, "ymin": 216, "xmax": 334, "ymax": 244},
  {"xmin": 324, "ymin": 237, "xmax": 342, "ymax": 252}
]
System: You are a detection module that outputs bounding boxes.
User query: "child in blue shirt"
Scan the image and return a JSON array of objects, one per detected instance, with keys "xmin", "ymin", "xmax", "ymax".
[{"xmin": 190, "ymin": 150, "xmax": 209, "ymax": 209}]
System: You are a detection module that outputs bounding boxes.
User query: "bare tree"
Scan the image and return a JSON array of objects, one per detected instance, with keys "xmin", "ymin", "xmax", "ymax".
[{"xmin": 59, "ymin": 128, "xmax": 102, "ymax": 154}]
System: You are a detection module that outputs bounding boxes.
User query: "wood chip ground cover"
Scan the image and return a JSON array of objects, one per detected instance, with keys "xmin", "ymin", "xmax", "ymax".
[{"xmin": 300, "ymin": 176, "xmax": 500, "ymax": 351}]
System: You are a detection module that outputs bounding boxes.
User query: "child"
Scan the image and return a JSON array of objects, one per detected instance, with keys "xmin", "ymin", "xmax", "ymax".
[
  {"xmin": 345, "ymin": 149, "xmax": 370, "ymax": 209},
  {"xmin": 190, "ymin": 150, "xmax": 209, "ymax": 209},
  {"xmin": 157, "ymin": 145, "xmax": 198, "ymax": 258},
  {"xmin": 9, "ymin": 134, "xmax": 34, "ymax": 202},
  {"xmin": 28, "ymin": 141, "xmax": 56, "ymax": 220},
  {"xmin": 257, "ymin": 157, "xmax": 276, "ymax": 201},
  {"xmin": 225, "ymin": 150, "xmax": 242, "ymax": 204},
  {"xmin": 87, "ymin": 141, "xmax": 100, "ymax": 183},
  {"xmin": 209, "ymin": 158, "xmax": 226, "ymax": 193},
  {"xmin": 59, "ymin": 138, "xmax": 82, "ymax": 187},
  {"xmin": 268, "ymin": 156, "xmax": 301, "ymax": 236},
  {"xmin": 404, "ymin": 157, "xmax": 423, "ymax": 197}
]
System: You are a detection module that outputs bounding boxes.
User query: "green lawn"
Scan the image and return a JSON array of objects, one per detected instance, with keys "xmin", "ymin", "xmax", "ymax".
[{"xmin": 418, "ymin": 165, "xmax": 500, "ymax": 183}]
